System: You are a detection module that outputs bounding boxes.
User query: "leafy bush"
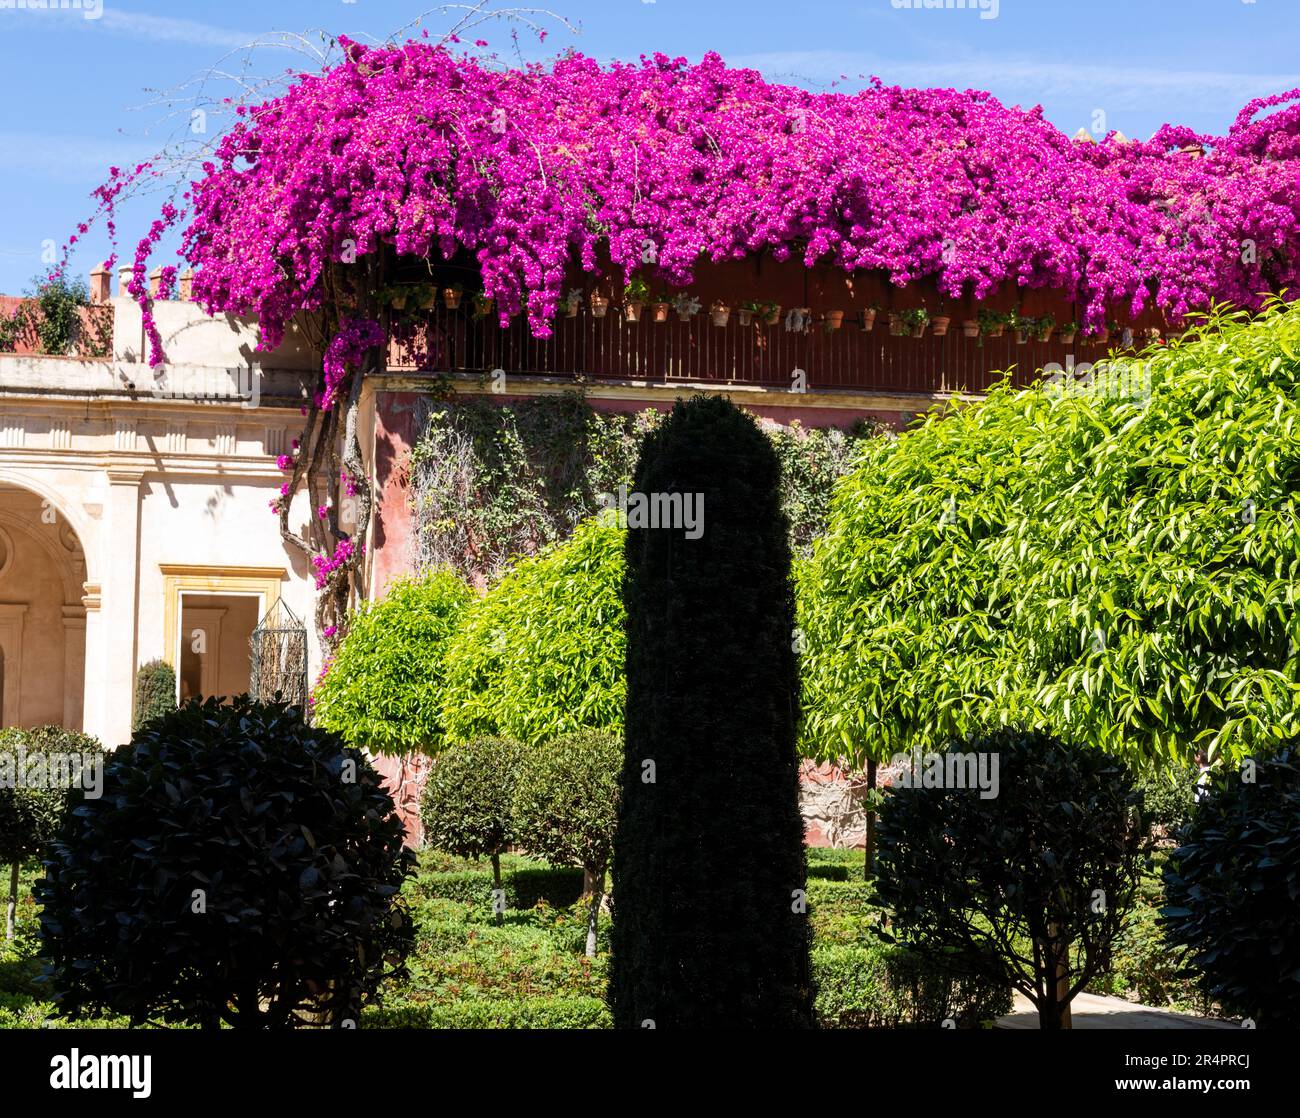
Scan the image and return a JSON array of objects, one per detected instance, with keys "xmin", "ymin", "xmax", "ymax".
[
  {"xmin": 420, "ymin": 736, "xmax": 522, "ymax": 891},
  {"xmin": 513, "ymin": 730, "xmax": 621, "ymax": 956},
  {"xmin": 874, "ymin": 728, "xmax": 1147, "ymax": 1029},
  {"xmin": 315, "ymin": 571, "xmax": 473, "ymax": 752},
  {"xmin": 36, "ymin": 696, "xmax": 414, "ymax": 1028},
  {"xmin": 610, "ymin": 394, "xmax": 815, "ymax": 1028},
  {"xmin": 440, "ymin": 517, "xmax": 625, "ymax": 745},
  {"xmin": 0, "ymin": 727, "xmax": 103, "ymax": 940},
  {"xmin": 363, "ymin": 995, "xmax": 611, "ymax": 1029},
  {"xmin": 1133, "ymin": 763, "xmax": 1199, "ymax": 840},
  {"xmin": 132, "ymin": 659, "xmax": 176, "ymax": 732},
  {"xmin": 800, "ymin": 301, "xmax": 1300, "ymax": 768},
  {"xmin": 1162, "ymin": 746, "xmax": 1300, "ymax": 1026},
  {"xmin": 813, "ymin": 942, "xmax": 1011, "ymax": 1028}
]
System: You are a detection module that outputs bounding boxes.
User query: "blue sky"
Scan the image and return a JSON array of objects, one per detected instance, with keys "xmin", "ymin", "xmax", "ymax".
[{"xmin": 1, "ymin": 0, "xmax": 1297, "ymax": 294}]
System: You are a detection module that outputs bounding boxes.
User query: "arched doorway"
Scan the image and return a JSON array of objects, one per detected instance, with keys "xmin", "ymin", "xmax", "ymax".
[{"xmin": 0, "ymin": 484, "xmax": 88, "ymax": 729}]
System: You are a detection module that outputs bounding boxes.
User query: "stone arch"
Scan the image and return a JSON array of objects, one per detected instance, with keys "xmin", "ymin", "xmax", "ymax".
[
  {"xmin": 0, "ymin": 481, "xmax": 90, "ymax": 729},
  {"xmin": 0, "ymin": 467, "xmax": 98, "ymax": 587}
]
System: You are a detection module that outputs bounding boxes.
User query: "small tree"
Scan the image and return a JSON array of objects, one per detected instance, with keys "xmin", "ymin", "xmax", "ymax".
[
  {"xmin": 874, "ymin": 728, "xmax": 1147, "ymax": 1030},
  {"xmin": 512, "ymin": 730, "xmax": 620, "ymax": 957},
  {"xmin": 609, "ymin": 394, "xmax": 815, "ymax": 1029},
  {"xmin": 314, "ymin": 571, "xmax": 473, "ymax": 753},
  {"xmin": 36, "ymin": 696, "xmax": 413, "ymax": 1028},
  {"xmin": 1162, "ymin": 746, "xmax": 1300, "ymax": 1027},
  {"xmin": 0, "ymin": 727, "xmax": 102, "ymax": 940},
  {"xmin": 132, "ymin": 659, "xmax": 177, "ymax": 733},
  {"xmin": 421, "ymin": 736, "xmax": 523, "ymax": 907}
]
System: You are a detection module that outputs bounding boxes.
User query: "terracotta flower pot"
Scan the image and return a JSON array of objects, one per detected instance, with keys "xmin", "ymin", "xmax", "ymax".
[
  {"xmin": 737, "ymin": 309, "xmax": 753, "ymax": 327},
  {"xmin": 710, "ymin": 304, "xmax": 731, "ymax": 327},
  {"xmin": 1036, "ymin": 326, "xmax": 1054, "ymax": 343},
  {"xmin": 625, "ymin": 301, "xmax": 644, "ymax": 323},
  {"xmin": 652, "ymin": 302, "xmax": 671, "ymax": 323},
  {"xmin": 930, "ymin": 316, "xmax": 950, "ymax": 337},
  {"xmin": 909, "ymin": 320, "xmax": 928, "ymax": 339},
  {"xmin": 1059, "ymin": 330, "xmax": 1076, "ymax": 345},
  {"xmin": 825, "ymin": 310, "xmax": 845, "ymax": 331},
  {"xmin": 888, "ymin": 313, "xmax": 904, "ymax": 336},
  {"xmin": 590, "ymin": 295, "xmax": 610, "ymax": 319},
  {"xmin": 763, "ymin": 305, "xmax": 782, "ymax": 326},
  {"xmin": 987, "ymin": 324, "xmax": 1006, "ymax": 338},
  {"xmin": 442, "ymin": 289, "xmax": 462, "ymax": 310},
  {"xmin": 418, "ymin": 290, "xmax": 438, "ymax": 311},
  {"xmin": 1094, "ymin": 328, "xmax": 1110, "ymax": 344},
  {"xmin": 861, "ymin": 308, "xmax": 877, "ymax": 331},
  {"xmin": 961, "ymin": 320, "xmax": 979, "ymax": 338},
  {"xmin": 1015, "ymin": 328, "xmax": 1030, "ymax": 345},
  {"xmin": 564, "ymin": 299, "xmax": 580, "ymax": 319},
  {"xmin": 390, "ymin": 293, "xmax": 408, "ymax": 311}
]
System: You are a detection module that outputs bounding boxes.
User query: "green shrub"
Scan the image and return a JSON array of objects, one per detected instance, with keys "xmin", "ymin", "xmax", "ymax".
[
  {"xmin": 412, "ymin": 866, "xmax": 584, "ymax": 913},
  {"xmin": 440, "ymin": 517, "xmax": 625, "ymax": 745},
  {"xmin": 36, "ymin": 696, "xmax": 414, "ymax": 1028},
  {"xmin": 1162, "ymin": 746, "xmax": 1300, "ymax": 1026},
  {"xmin": 610, "ymin": 394, "xmax": 815, "ymax": 1029},
  {"xmin": 513, "ymin": 730, "xmax": 621, "ymax": 956},
  {"xmin": 132, "ymin": 660, "xmax": 176, "ymax": 732},
  {"xmin": 315, "ymin": 571, "xmax": 473, "ymax": 752},
  {"xmin": 813, "ymin": 942, "xmax": 1011, "ymax": 1028},
  {"xmin": 0, "ymin": 726, "xmax": 103, "ymax": 940},
  {"xmin": 875, "ymin": 728, "xmax": 1147, "ymax": 1029},
  {"xmin": 1133, "ymin": 764, "xmax": 1199, "ymax": 840},
  {"xmin": 363, "ymin": 995, "xmax": 611, "ymax": 1029},
  {"xmin": 421, "ymin": 736, "xmax": 522, "ymax": 892}
]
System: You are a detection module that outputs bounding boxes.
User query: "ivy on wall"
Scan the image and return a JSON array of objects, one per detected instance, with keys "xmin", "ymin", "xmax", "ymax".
[{"xmin": 408, "ymin": 389, "xmax": 888, "ymax": 584}]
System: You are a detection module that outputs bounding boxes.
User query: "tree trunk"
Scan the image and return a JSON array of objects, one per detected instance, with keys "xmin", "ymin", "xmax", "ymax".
[
  {"xmin": 864, "ymin": 758, "xmax": 877, "ymax": 881},
  {"xmin": 1038, "ymin": 927, "xmax": 1073, "ymax": 1029},
  {"xmin": 5, "ymin": 862, "xmax": 16, "ymax": 941},
  {"xmin": 585, "ymin": 868, "xmax": 604, "ymax": 958},
  {"xmin": 492, "ymin": 851, "xmax": 503, "ymax": 925}
]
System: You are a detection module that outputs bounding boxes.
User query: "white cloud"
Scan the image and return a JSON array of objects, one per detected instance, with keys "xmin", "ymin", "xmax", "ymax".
[{"xmin": 0, "ymin": 129, "xmax": 150, "ymax": 183}]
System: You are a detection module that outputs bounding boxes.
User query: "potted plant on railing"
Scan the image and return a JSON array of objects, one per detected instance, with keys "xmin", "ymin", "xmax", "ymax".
[
  {"xmin": 861, "ymin": 304, "xmax": 880, "ymax": 332},
  {"xmin": 1011, "ymin": 312, "xmax": 1034, "ymax": 345},
  {"xmin": 1119, "ymin": 324, "xmax": 1134, "ymax": 348},
  {"xmin": 563, "ymin": 288, "xmax": 583, "ymax": 319},
  {"xmin": 888, "ymin": 312, "xmax": 904, "ymax": 336},
  {"xmin": 471, "ymin": 291, "xmax": 494, "ymax": 321},
  {"xmin": 900, "ymin": 307, "xmax": 929, "ymax": 338},
  {"xmin": 674, "ymin": 294, "xmax": 702, "ymax": 323},
  {"xmin": 760, "ymin": 301, "xmax": 782, "ymax": 327},
  {"xmin": 824, "ymin": 309, "xmax": 845, "ymax": 331},
  {"xmin": 412, "ymin": 283, "xmax": 437, "ymax": 311},
  {"xmin": 1143, "ymin": 326, "xmax": 1161, "ymax": 345},
  {"xmin": 1059, "ymin": 320, "xmax": 1079, "ymax": 345},
  {"xmin": 623, "ymin": 276, "xmax": 650, "ymax": 323},
  {"xmin": 784, "ymin": 307, "xmax": 811, "ymax": 333},
  {"xmin": 1034, "ymin": 314, "xmax": 1055, "ymax": 343},
  {"xmin": 590, "ymin": 290, "xmax": 611, "ymax": 318},
  {"xmin": 737, "ymin": 301, "xmax": 758, "ymax": 327},
  {"xmin": 387, "ymin": 286, "xmax": 409, "ymax": 312},
  {"xmin": 710, "ymin": 301, "xmax": 732, "ymax": 327},
  {"xmin": 1087, "ymin": 321, "xmax": 1110, "ymax": 344},
  {"xmin": 651, "ymin": 293, "xmax": 672, "ymax": 323},
  {"xmin": 961, "ymin": 318, "xmax": 980, "ymax": 338},
  {"xmin": 930, "ymin": 313, "xmax": 951, "ymax": 337},
  {"xmin": 978, "ymin": 308, "xmax": 1008, "ymax": 340},
  {"xmin": 443, "ymin": 283, "xmax": 465, "ymax": 311}
]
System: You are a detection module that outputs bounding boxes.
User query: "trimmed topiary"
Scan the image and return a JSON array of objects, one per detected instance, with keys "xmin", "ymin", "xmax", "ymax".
[
  {"xmin": 132, "ymin": 659, "xmax": 176, "ymax": 733},
  {"xmin": 874, "ymin": 728, "xmax": 1147, "ymax": 1029},
  {"xmin": 314, "ymin": 570, "xmax": 473, "ymax": 753},
  {"xmin": 36, "ymin": 695, "xmax": 414, "ymax": 1028},
  {"xmin": 609, "ymin": 393, "xmax": 815, "ymax": 1028},
  {"xmin": 512, "ymin": 730, "xmax": 621, "ymax": 957},
  {"xmin": 1162, "ymin": 745, "xmax": 1300, "ymax": 1027},
  {"xmin": 0, "ymin": 726, "xmax": 103, "ymax": 940},
  {"xmin": 420, "ymin": 736, "xmax": 523, "ymax": 900}
]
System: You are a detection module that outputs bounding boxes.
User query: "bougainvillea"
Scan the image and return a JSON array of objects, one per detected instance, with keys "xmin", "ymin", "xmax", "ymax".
[{"xmin": 78, "ymin": 37, "xmax": 1300, "ymax": 640}]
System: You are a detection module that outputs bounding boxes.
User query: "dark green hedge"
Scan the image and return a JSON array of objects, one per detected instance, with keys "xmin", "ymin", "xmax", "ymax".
[{"xmin": 363, "ymin": 996, "xmax": 611, "ymax": 1029}]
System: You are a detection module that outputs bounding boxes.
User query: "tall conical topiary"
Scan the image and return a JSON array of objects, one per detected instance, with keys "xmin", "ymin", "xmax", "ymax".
[{"xmin": 608, "ymin": 394, "xmax": 814, "ymax": 1028}]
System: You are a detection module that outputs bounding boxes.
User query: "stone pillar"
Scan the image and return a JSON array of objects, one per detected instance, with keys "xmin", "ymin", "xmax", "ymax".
[
  {"xmin": 89, "ymin": 265, "xmax": 111, "ymax": 304},
  {"xmin": 61, "ymin": 605, "xmax": 86, "ymax": 731},
  {"xmin": 100, "ymin": 468, "xmax": 144, "ymax": 745},
  {"xmin": 80, "ymin": 582, "xmax": 104, "ymax": 743}
]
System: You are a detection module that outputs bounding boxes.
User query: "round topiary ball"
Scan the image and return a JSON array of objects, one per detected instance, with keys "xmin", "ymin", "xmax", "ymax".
[{"xmin": 36, "ymin": 695, "xmax": 414, "ymax": 1029}]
